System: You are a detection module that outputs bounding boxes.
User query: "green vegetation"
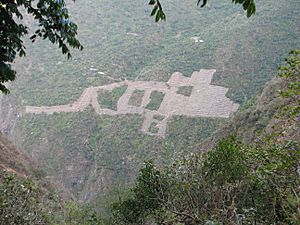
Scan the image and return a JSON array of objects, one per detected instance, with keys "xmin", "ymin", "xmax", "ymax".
[
  {"xmin": 64, "ymin": 202, "xmax": 104, "ymax": 225},
  {"xmin": 176, "ymin": 86, "xmax": 193, "ymax": 96},
  {"xmin": 0, "ymin": 171, "xmax": 106, "ymax": 225},
  {"xmin": 111, "ymin": 50, "xmax": 300, "ymax": 225},
  {"xmin": 0, "ymin": 0, "xmax": 256, "ymax": 94},
  {"xmin": 149, "ymin": 122, "xmax": 159, "ymax": 133},
  {"xmin": 5, "ymin": 0, "xmax": 298, "ymax": 105},
  {"xmin": 98, "ymin": 85, "xmax": 127, "ymax": 110},
  {"xmin": 0, "ymin": 0, "xmax": 299, "ymax": 217},
  {"xmin": 0, "ymin": 0, "xmax": 82, "ymax": 93},
  {"xmin": 0, "ymin": 0, "xmax": 256, "ymax": 93},
  {"xmin": 2, "ymin": 19, "xmax": 299, "ymax": 225},
  {"xmin": 0, "ymin": 172, "xmax": 47, "ymax": 225},
  {"xmin": 112, "ymin": 137, "xmax": 300, "ymax": 224},
  {"xmin": 238, "ymin": 95, "xmax": 256, "ymax": 111},
  {"xmin": 278, "ymin": 50, "xmax": 300, "ymax": 117},
  {"xmin": 145, "ymin": 91, "xmax": 165, "ymax": 110},
  {"xmin": 149, "ymin": 0, "xmax": 256, "ymax": 22},
  {"xmin": 153, "ymin": 114, "xmax": 165, "ymax": 121},
  {"xmin": 14, "ymin": 109, "xmax": 222, "ymax": 210},
  {"xmin": 1, "ymin": 0, "xmax": 299, "ymax": 223},
  {"xmin": 128, "ymin": 90, "xmax": 145, "ymax": 107}
]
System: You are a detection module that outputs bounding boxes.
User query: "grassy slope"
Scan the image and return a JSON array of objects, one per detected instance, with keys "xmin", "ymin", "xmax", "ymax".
[{"xmin": 0, "ymin": 0, "xmax": 299, "ymax": 207}]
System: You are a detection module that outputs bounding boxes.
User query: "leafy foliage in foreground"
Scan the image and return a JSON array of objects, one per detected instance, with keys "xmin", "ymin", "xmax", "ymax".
[
  {"xmin": 64, "ymin": 202, "xmax": 104, "ymax": 225},
  {"xmin": 0, "ymin": 0, "xmax": 82, "ymax": 93},
  {"xmin": 112, "ymin": 137, "xmax": 300, "ymax": 225},
  {"xmin": 149, "ymin": 0, "xmax": 256, "ymax": 21},
  {"xmin": 1, "ymin": 51, "xmax": 298, "ymax": 224},
  {"xmin": 0, "ymin": 171, "xmax": 106, "ymax": 225}
]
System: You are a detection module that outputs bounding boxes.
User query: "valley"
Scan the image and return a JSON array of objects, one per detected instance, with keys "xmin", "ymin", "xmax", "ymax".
[{"xmin": 0, "ymin": 0, "xmax": 299, "ymax": 214}]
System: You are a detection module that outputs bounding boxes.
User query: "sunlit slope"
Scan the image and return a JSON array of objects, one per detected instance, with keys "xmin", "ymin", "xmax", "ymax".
[{"xmin": 1, "ymin": 0, "xmax": 299, "ymax": 204}]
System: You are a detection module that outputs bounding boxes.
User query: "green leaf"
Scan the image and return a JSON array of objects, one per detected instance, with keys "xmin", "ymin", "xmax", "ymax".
[
  {"xmin": 149, "ymin": 0, "xmax": 156, "ymax": 5},
  {"xmin": 155, "ymin": 10, "xmax": 160, "ymax": 22},
  {"xmin": 151, "ymin": 5, "xmax": 158, "ymax": 16}
]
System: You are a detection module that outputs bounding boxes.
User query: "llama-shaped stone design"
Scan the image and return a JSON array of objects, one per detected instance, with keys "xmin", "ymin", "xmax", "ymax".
[{"xmin": 26, "ymin": 69, "xmax": 239, "ymax": 137}]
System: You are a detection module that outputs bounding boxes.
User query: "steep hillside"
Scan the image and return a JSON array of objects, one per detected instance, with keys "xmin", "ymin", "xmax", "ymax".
[
  {"xmin": 0, "ymin": 0, "xmax": 299, "ymax": 207},
  {"xmin": 0, "ymin": 132, "xmax": 74, "ymax": 202},
  {"xmin": 200, "ymin": 66, "xmax": 299, "ymax": 150},
  {"xmin": 0, "ymin": 133, "xmax": 36, "ymax": 177},
  {"xmin": 110, "ymin": 51, "xmax": 300, "ymax": 225},
  {"xmin": 0, "ymin": 52, "xmax": 298, "ymax": 225},
  {"xmin": 199, "ymin": 77, "xmax": 285, "ymax": 150},
  {"xmin": 0, "ymin": 134, "xmax": 92, "ymax": 225}
]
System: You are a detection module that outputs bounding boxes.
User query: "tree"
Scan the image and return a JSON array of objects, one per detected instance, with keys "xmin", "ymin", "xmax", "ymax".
[
  {"xmin": 112, "ymin": 137, "xmax": 300, "ymax": 224},
  {"xmin": 149, "ymin": 0, "xmax": 256, "ymax": 22},
  {"xmin": 0, "ymin": 0, "xmax": 83, "ymax": 94},
  {"xmin": 0, "ymin": 0, "xmax": 256, "ymax": 94}
]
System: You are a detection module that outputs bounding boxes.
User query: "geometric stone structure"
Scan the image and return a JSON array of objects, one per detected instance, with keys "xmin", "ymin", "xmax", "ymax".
[{"xmin": 25, "ymin": 69, "xmax": 239, "ymax": 137}]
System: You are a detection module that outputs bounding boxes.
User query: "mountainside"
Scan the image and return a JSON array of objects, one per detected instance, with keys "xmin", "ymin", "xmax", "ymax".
[
  {"xmin": 0, "ymin": 133, "xmax": 36, "ymax": 177},
  {"xmin": 110, "ymin": 51, "xmax": 300, "ymax": 225},
  {"xmin": 200, "ymin": 66, "xmax": 299, "ymax": 151},
  {"xmin": 0, "ymin": 132, "xmax": 76, "ymax": 203},
  {"xmin": 199, "ymin": 77, "xmax": 285, "ymax": 150},
  {"xmin": 0, "ymin": 0, "xmax": 299, "ymax": 207},
  {"xmin": 0, "ymin": 49, "xmax": 299, "ymax": 223}
]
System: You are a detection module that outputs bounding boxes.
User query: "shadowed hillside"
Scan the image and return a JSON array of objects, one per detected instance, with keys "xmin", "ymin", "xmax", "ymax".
[{"xmin": 0, "ymin": 133, "xmax": 36, "ymax": 177}]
